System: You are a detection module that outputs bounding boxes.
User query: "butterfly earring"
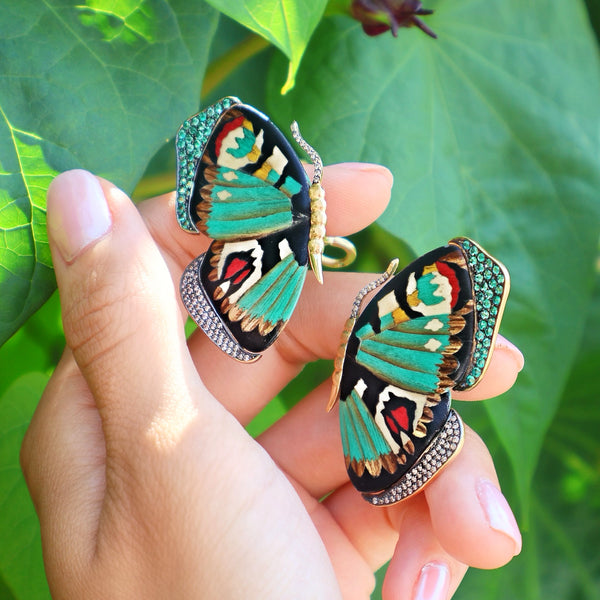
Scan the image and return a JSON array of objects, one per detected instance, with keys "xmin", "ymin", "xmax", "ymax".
[
  {"xmin": 175, "ymin": 97, "xmax": 356, "ymax": 361},
  {"xmin": 328, "ymin": 238, "xmax": 510, "ymax": 505}
]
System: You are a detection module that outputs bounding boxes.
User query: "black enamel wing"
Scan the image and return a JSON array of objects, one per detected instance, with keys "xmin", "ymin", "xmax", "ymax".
[
  {"xmin": 328, "ymin": 238, "xmax": 510, "ymax": 505},
  {"xmin": 176, "ymin": 97, "xmax": 326, "ymax": 362}
]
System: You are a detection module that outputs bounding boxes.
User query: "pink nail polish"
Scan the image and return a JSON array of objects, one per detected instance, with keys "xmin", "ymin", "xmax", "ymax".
[
  {"xmin": 476, "ymin": 479, "xmax": 522, "ymax": 555},
  {"xmin": 413, "ymin": 562, "xmax": 450, "ymax": 600},
  {"xmin": 46, "ymin": 169, "xmax": 112, "ymax": 263},
  {"xmin": 495, "ymin": 336, "xmax": 525, "ymax": 372}
]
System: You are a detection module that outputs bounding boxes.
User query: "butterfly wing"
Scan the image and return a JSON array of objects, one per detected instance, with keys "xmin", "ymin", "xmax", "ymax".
[
  {"xmin": 177, "ymin": 98, "xmax": 311, "ymax": 357},
  {"xmin": 337, "ymin": 240, "xmax": 508, "ymax": 503}
]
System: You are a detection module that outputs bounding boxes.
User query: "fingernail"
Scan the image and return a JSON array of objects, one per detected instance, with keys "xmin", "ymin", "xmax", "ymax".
[
  {"xmin": 495, "ymin": 336, "xmax": 525, "ymax": 372},
  {"xmin": 477, "ymin": 479, "xmax": 522, "ymax": 555},
  {"xmin": 413, "ymin": 562, "xmax": 450, "ymax": 600},
  {"xmin": 46, "ymin": 169, "xmax": 112, "ymax": 263},
  {"xmin": 333, "ymin": 162, "xmax": 394, "ymax": 186}
]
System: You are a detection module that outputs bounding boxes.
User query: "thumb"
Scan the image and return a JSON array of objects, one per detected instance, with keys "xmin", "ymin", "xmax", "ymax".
[{"xmin": 46, "ymin": 169, "xmax": 207, "ymax": 450}]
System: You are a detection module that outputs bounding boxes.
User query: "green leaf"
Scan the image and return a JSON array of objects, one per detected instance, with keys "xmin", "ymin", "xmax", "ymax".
[
  {"xmin": 0, "ymin": 373, "xmax": 50, "ymax": 600},
  {"xmin": 267, "ymin": 0, "xmax": 600, "ymax": 510},
  {"xmin": 203, "ymin": 0, "xmax": 328, "ymax": 93},
  {"xmin": 0, "ymin": 0, "xmax": 219, "ymax": 346}
]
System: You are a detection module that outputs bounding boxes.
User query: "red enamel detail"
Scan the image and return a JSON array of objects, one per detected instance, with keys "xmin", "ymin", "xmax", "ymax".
[
  {"xmin": 224, "ymin": 257, "xmax": 248, "ymax": 280},
  {"xmin": 391, "ymin": 406, "xmax": 409, "ymax": 431},
  {"xmin": 385, "ymin": 415, "xmax": 399, "ymax": 435},
  {"xmin": 436, "ymin": 260, "xmax": 459, "ymax": 307},
  {"xmin": 215, "ymin": 116, "xmax": 246, "ymax": 158},
  {"xmin": 233, "ymin": 269, "xmax": 251, "ymax": 285}
]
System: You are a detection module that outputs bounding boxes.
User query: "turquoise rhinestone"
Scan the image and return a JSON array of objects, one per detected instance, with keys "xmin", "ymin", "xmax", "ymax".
[
  {"xmin": 493, "ymin": 296, "xmax": 501, "ymax": 306},
  {"xmin": 492, "ymin": 264, "xmax": 500, "ymax": 275},
  {"xmin": 481, "ymin": 309, "xmax": 490, "ymax": 320},
  {"xmin": 476, "ymin": 330, "xmax": 485, "ymax": 341},
  {"xmin": 483, "ymin": 338, "xmax": 492, "ymax": 348},
  {"xmin": 207, "ymin": 107, "xmax": 215, "ymax": 117},
  {"xmin": 483, "ymin": 298, "xmax": 491, "ymax": 309},
  {"xmin": 466, "ymin": 375, "xmax": 476, "ymax": 386},
  {"xmin": 199, "ymin": 113, "xmax": 207, "ymax": 122},
  {"xmin": 475, "ymin": 273, "xmax": 484, "ymax": 284},
  {"xmin": 484, "ymin": 270, "xmax": 492, "ymax": 280},
  {"xmin": 490, "ymin": 306, "xmax": 498, "ymax": 316},
  {"xmin": 498, "ymin": 273, "xmax": 505, "ymax": 283},
  {"xmin": 476, "ymin": 356, "xmax": 487, "ymax": 368},
  {"xmin": 472, "ymin": 366, "xmax": 482, "ymax": 378},
  {"xmin": 486, "ymin": 326, "xmax": 494, "ymax": 336},
  {"xmin": 478, "ymin": 252, "xmax": 486, "ymax": 262},
  {"xmin": 223, "ymin": 97, "xmax": 233, "ymax": 108}
]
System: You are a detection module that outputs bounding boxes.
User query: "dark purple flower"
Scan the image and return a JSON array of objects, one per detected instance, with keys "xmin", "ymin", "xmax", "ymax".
[{"xmin": 351, "ymin": 0, "xmax": 437, "ymax": 39}]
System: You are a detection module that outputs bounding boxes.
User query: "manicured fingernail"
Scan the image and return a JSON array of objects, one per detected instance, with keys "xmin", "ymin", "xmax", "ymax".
[
  {"xmin": 413, "ymin": 562, "xmax": 450, "ymax": 600},
  {"xmin": 495, "ymin": 336, "xmax": 525, "ymax": 372},
  {"xmin": 477, "ymin": 479, "xmax": 522, "ymax": 555},
  {"xmin": 342, "ymin": 161, "xmax": 393, "ymax": 182},
  {"xmin": 46, "ymin": 169, "xmax": 112, "ymax": 263}
]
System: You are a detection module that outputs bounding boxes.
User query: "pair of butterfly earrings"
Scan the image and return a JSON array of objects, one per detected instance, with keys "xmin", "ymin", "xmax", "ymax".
[{"xmin": 176, "ymin": 97, "xmax": 510, "ymax": 506}]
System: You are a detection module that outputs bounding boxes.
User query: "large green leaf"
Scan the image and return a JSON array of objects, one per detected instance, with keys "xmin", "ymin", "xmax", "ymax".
[
  {"xmin": 0, "ymin": 0, "xmax": 219, "ymax": 346},
  {"xmin": 267, "ymin": 0, "xmax": 600, "ymax": 510},
  {"xmin": 0, "ymin": 373, "xmax": 50, "ymax": 600},
  {"xmin": 203, "ymin": 0, "xmax": 328, "ymax": 93}
]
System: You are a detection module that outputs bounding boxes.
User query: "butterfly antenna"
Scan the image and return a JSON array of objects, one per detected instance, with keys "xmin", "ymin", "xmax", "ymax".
[
  {"xmin": 350, "ymin": 259, "xmax": 400, "ymax": 317},
  {"xmin": 291, "ymin": 121, "xmax": 326, "ymax": 284},
  {"xmin": 291, "ymin": 121, "xmax": 323, "ymax": 186}
]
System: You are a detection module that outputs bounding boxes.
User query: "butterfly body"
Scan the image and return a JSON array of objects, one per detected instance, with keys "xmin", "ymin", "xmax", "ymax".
[
  {"xmin": 332, "ymin": 239, "xmax": 509, "ymax": 504},
  {"xmin": 177, "ymin": 98, "xmax": 320, "ymax": 359}
]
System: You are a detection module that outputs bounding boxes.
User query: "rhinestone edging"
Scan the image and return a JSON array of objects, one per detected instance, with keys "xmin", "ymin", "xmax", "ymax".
[
  {"xmin": 364, "ymin": 410, "xmax": 464, "ymax": 505},
  {"xmin": 180, "ymin": 255, "xmax": 260, "ymax": 362},
  {"xmin": 175, "ymin": 96, "xmax": 241, "ymax": 232}
]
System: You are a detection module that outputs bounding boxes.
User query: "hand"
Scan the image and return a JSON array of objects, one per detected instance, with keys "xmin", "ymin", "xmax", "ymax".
[{"xmin": 21, "ymin": 166, "xmax": 523, "ymax": 599}]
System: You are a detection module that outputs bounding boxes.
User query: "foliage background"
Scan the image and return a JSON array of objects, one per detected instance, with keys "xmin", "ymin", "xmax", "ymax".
[{"xmin": 1, "ymin": 0, "xmax": 599, "ymax": 598}]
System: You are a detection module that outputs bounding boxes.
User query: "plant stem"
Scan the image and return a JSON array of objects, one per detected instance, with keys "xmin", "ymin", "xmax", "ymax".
[{"xmin": 201, "ymin": 34, "xmax": 270, "ymax": 98}]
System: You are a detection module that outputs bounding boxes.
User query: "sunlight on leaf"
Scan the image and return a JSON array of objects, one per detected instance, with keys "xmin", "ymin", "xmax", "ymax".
[
  {"xmin": 204, "ymin": 0, "xmax": 328, "ymax": 93},
  {"xmin": 76, "ymin": 0, "xmax": 159, "ymax": 44},
  {"xmin": 0, "ymin": 120, "xmax": 58, "ymax": 347},
  {"xmin": 0, "ymin": 0, "xmax": 219, "ymax": 346}
]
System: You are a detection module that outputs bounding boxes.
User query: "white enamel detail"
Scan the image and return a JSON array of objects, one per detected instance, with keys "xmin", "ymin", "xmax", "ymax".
[
  {"xmin": 217, "ymin": 189, "xmax": 232, "ymax": 201},
  {"xmin": 354, "ymin": 378, "xmax": 367, "ymax": 397},
  {"xmin": 216, "ymin": 240, "xmax": 264, "ymax": 303},
  {"xmin": 377, "ymin": 291, "xmax": 400, "ymax": 319},
  {"xmin": 424, "ymin": 338, "xmax": 442, "ymax": 352},
  {"xmin": 425, "ymin": 318, "xmax": 444, "ymax": 331},
  {"xmin": 412, "ymin": 270, "xmax": 452, "ymax": 317},
  {"xmin": 278, "ymin": 238, "xmax": 293, "ymax": 259},
  {"xmin": 223, "ymin": 170, "xmax": 237, "ymax": 181},
  {"xmin": 217, "ymin": 126, "xmax": 264, "ymax": 170},
  {"xmin": 266, "ymin": 145, "xmax": 288, "ymax": 175},
  {"xmin": 374, "ymin": 385, "xmax": 429, "ymax": 449}
]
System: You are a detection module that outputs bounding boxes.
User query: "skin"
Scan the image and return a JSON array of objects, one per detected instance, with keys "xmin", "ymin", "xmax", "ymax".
[{"xmin": 21, "ymin": 163, "xmax": 523, "ymax": 600}]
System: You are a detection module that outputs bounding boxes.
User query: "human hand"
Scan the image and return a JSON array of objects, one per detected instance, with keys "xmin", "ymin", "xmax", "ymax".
[{"xmin": 21, "ymin": 166, "xmax": 523, "ymax": 599}]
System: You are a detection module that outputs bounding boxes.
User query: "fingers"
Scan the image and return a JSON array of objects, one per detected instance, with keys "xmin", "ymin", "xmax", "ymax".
[
  {"xmin": 454, "ymin": 336, "xmax": 524, "ymax": 401},
  {"xmin": 381, "ymin": 496, "xmax": 468, "ymax": 600},
  {"xmin": 424, "ymin": 428, "xmax": 522, "ymax": 567},
  {"xmin": 46, "ymin": 170, "xmax": 210, "ymax": 457},
  {"xmin": 313, "ymin": 432, "xmax": 519, "ymax": 597},
  {"xmin": 20, "ymin": 351, "xmax": 104, "ymax": 585}
]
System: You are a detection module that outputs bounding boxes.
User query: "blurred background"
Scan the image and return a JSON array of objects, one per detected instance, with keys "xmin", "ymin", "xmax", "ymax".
[{"xmin": 0, "ymin": 1, "xmax": 599, "ymax": 598}]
